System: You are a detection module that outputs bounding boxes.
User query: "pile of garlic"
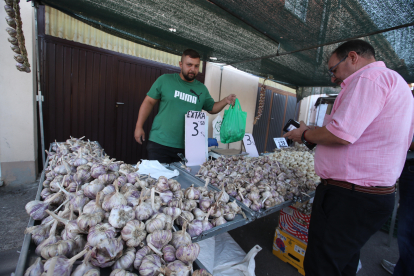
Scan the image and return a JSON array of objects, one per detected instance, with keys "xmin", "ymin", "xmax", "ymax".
[
  {"xmin": 268, "ymin": 144, "xmax": 321, "ymax": 184},
  {"xmin": 197, "ymin": 151, "xmax": 318, "ymax": 212},
  {"xmin": 24, "ymin": 137, "xmax": 213, "ymax": 276}
]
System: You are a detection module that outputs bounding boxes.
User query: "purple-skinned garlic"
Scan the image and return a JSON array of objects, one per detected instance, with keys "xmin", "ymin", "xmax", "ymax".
[
  {"xmin": 121, "ymin": 220, "xmax": 146, "ymax": 247},
  {"xmin": 112, "ymin": 246, "xmax": 136, "ymax": 270}
]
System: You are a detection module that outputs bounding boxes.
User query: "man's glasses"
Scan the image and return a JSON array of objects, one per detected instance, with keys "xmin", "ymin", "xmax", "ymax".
[{"xmin": 328, "ymin": 56, "xmax": 347, "ymax": 78}]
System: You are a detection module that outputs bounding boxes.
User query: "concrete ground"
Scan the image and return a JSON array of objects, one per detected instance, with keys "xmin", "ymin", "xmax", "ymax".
[{"xmin": 0, "ymin": 179, "xmax": 399, "ymax": 276}]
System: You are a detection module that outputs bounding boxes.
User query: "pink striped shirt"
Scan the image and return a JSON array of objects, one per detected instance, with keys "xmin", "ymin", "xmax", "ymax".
[{"xmin": 314, "ymin": 61, "xmax": 414, "ymax": 187}]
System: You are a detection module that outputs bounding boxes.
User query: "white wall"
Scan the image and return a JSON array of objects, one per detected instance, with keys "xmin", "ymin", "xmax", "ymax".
[
  {"xmin": 204, "ymin": 63, "xmax": 259, "ymax": 151},
  {"xmin": 0, "ymin": 1, "xmax": 37, "ymax": 185}
]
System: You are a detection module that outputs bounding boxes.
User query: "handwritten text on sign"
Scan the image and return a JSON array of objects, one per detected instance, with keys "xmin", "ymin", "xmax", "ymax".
[
  {"xmin": 243, "ymin": 133, "xmax": 259, "ymax": 157},
  {"xmin": 274, "ymin": 137, "xmax": 289, "ymax": 149},
  {"xmin": 185, "ymin": 111, "xmax": 208, "ymax": 166}
]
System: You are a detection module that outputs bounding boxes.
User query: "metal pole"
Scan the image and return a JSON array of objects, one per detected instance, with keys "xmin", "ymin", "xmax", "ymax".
[
  {"xmin": 388, "ymin": 182, "xmax": 399, "ymax": 247},
  {"xmin": 33, "ymin": 2, "xmax": 46, "ymax": 167}
]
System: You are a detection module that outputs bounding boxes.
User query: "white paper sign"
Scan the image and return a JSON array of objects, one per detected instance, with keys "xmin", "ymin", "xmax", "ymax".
[
  {"xmin": 185, "ymin": 111, "xmax": 208, "ymax": 166},
  {"xmin": 274, "ymin": 137, "xmax": 289, "ymax": 149},
  {"xmin": 243, "ymin": 133, "xmax": 259, "ymax": 157}
]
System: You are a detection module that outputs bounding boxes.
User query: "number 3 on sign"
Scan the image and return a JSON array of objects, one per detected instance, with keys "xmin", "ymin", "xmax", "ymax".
[
  {"xmin": 243, "ymin": 133, "xmax": 259, "ymax": 157},
  {"xmin": 274, "ymin": 137, "xmax": 288, "ymax": 149}
]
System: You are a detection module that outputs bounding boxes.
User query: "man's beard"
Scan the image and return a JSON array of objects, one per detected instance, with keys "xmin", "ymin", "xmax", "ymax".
[{"xmin": 182, "ymin": 70, "xmax": 196, "ymax": 81}]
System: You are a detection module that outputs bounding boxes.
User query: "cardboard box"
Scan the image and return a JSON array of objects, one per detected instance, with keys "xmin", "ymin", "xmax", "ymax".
[
  {"xmin": 273, "ymin": 227, "xmax": 307, "ymax": 276},
  {"xmin": 279, "ymin": 206, "xmax": 311, "ymax": 243}
]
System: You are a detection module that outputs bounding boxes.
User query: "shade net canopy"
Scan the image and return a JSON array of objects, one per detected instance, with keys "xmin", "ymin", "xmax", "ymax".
[{"xmin": 34, "ymin": 0, "xmax": 414, "ymax": 99}]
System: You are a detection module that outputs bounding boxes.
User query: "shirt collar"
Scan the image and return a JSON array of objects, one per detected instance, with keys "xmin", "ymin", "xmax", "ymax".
[{"xmin": 341, "ymin": 61, "xmax": 386, "ymax": 89}]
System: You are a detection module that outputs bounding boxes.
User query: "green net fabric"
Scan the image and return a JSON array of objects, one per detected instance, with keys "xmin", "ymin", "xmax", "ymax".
[{"xmin": 35, "ymin": 0, "xmax": 414, "ymax": 100}]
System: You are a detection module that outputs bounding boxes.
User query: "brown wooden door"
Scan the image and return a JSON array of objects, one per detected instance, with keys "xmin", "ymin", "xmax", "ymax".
[{"xmin": 39, "ymin": 34, "xmax": 205, "ymax": 168}]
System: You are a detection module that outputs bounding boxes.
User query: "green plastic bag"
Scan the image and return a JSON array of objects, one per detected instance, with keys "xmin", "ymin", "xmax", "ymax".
[{"xmin": 220, "ymin": 99, "xmax": 247, "ymax": 143}]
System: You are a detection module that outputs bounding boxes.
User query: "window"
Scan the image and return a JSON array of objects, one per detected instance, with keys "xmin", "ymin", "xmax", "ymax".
[{"xmin": 285, "ymin": 0, "xmax": 309, "ymax": 22}]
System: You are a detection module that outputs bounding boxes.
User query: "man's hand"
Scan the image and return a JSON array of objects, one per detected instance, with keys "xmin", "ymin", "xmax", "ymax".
[
  {"xmin": 283, "ymin": 121, "xmax": 309, "ymax": 143},
  {"xmin": 226, "ymin": 94, "xmax": 236, "ymax": 106},
  {"xmin": 134, "ymin": 127, "xmax": 145, "ymax": 144}
]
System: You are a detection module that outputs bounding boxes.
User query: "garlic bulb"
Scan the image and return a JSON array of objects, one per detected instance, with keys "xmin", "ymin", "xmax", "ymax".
[
  {"xmin": 133, "ymin": 246, "xmax": 153, "ymax": 270},
  {"xmin": 24, "ymin": 257, "xmax": 44, "ymax": 276},
  {"xmin": 147, "ymin": 229, "xmax": 172, "ymax": 252},
  {"xmin": 77, "ymin": 209, "xmax": 104, "ymax": 232},
  {"xmin": 163, "ymin": 207, "xmax": 182, "ymax": 222},
  {"xmin": 110, "ymin": 269, "xmax": 137, "ymax": 276},
  {"xmin": 102, "ymin": 180, "xmax": 127, "ymax": 211},
  {"xmin": 187, "ymin": 219, "xmax": 203, "ymax": 237},
  {"xmin": 25, "ymin": 191, "xmax": 64, "ymax": 220},
  {"xmin": 177, "ymin": 211, "xmax": 194, "ymax": 226},
  {"xmin": 135, "ymin": 189, "xmax": 153, "ymax": 221},
  {"xmin": 162, "ymin": 244, "xmax": 176, "ymax": 262},
  {"xmin": 139, "ymin": 254, "xmax": 162, "ymax": 276},
  {"xmin": 182, "ymin": 199, "xmax": 197, "ymax": 212},
  {"xmin": 87, "ymin": 223, "xmax": 117, "ymax": 247},
  {"xmin": 71, "ymin": 250, "xmax": 97, "ymax": 276},
  {"xmin": 198, "ymin": 197, "xmax": 211, "ymax": 212},
  {"xmin": 35, "ymin": 221, "xmax": 61, "ymax": 256},
  {"xmin": 174, "ymin": 190, "xmax": 184, "ymax": 199},
  {"xmin": 91, "ymin": 164, "xmax": 107, "ymax": 179},
  {"xmin": 155, "ymin": 176, "xmax": 169, "ymax": 192},
  {"xmin": 25, "ymin": 220, "xmax": 54, "ymax": 246},
  {"xmin": 43, "ymin": 248, "xmax": 88, "ymax": 276},
  {"xmin": 113, "ymin": 247, "xmax": 136, "ymax": 270},
  {"xmin": 170, "ymin": 222, "xmax": 191, "ymax": 249},
  {"xmin": 156, "ymin": 190, "xmax": 173, "ymax": 204},
  {"xmin": 108, "ymin": 205, "xmax": 135, "ymax": 228},
  {"xmin": 192, "ymin": 269, "xmax": 212, "ymax": 276},
  {"xmin": 223, "ymin": 212, "xmax": 236, "ymax": 221},
  {"xmin": 185, "ymin": 184, "xmax": 200, "ymax": 200},
  {"xmin": 98, "ymin": 173, "xmax": 118, "ymax": 185},
  {"xmin": 83, "ymin": 179, "xmax": 104, "ymax": 199},
  {"xmin": 145, "ymin": 214, "xmax": 166, "ymax": 233},
  {"xmin": 176, "ymin": 243, "xmax": 200, "ymax": 265},
  {"xmin": 71, "ymin": 190, "xmax": 90, "ymax": 213},
  {"xmin": 121, "ymin": 220, "xmax": 147, "ymax": 247},
  {"xmin": 83, "ymin": 191, "xmax": 105, "ymax": 215},
  {"xmin": 40, "ymin": 237, "xmax": 78, "ymax": 259},
  {"xmin": 90, "ymin": 237, "xmax": 124, "ymax": 268},
  {"xmin": 201, "ymin": 209, "xmax": 213, "ymax": 232},
  {"xmin": 168, "ymin": 179, "xmax": 181, "ymax": 192},
  {"xmin": 192, "ymin": 208, "xmax": 207, "ymax": 220},
  {"xmin": 212, "ymin": 216, "xmax": 227, "ymax": 226},
  {"xmin": 167, "ymin": 260, "xmax": 192, "ymax": 276}
]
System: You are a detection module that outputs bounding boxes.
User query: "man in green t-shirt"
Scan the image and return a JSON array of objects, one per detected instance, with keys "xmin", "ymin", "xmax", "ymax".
[{"xmin": 134, "ymin": 49, "xmax": 236, "ymax": 163}]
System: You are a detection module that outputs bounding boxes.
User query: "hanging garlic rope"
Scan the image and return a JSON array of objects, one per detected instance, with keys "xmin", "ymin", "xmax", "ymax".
[
  {"xmin": 253, "ymin": 78, "xmax": 268, "ymax": 125},
  {"xmin": 4, "ymin": 0, "xmax": 31, "ymax": 72}
]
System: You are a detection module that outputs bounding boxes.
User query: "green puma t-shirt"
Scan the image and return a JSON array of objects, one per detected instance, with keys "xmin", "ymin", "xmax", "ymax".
[{"xmin": 147, "ymin": 73, "xmax": 215, "ymax": 149}]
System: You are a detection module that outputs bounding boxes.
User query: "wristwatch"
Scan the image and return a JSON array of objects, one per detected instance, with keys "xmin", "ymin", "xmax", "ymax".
[{"xmin": 301, "ymin": 130, "xmax": 316, "ymax": 150}]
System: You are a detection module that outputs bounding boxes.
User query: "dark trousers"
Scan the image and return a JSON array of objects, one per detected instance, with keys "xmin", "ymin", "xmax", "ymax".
[
  {"xmin": 394, "ymin": 165, "xmax": 414, "ymax": 276},
  {"xmin": 146, "ymin": 140, "xmax": 184, "ymax": 164},
  {"xmin": 304, "ymin": 182, "xmax": 395, "ymax": 276}
]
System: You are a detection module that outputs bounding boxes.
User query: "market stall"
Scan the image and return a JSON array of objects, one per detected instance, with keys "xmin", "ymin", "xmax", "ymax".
[{"xmin": 15, "ymin": 137, "xmax": 319, "ymax": 275}]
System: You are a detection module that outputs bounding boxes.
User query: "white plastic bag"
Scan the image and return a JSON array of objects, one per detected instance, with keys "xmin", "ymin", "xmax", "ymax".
[
  {"xmin": 197, "ymin": 232, "xmax": 262, "ymax": 276},
  {"xmin": 212, "ymin": 114, "xmax": 223, "ymax": 142}
]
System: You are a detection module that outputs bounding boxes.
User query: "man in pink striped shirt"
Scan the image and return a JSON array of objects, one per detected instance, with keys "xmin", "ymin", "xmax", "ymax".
[{"xmin": 284, "ymin": 40, "xmax": 414, "ymax": 276}]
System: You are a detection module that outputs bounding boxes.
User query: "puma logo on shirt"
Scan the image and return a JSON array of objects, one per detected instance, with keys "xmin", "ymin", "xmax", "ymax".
[
  {"xmin": 174, "ymin": 90, "xmax": 198, "ymax": 104},
  {"xmin": 190, "ymin": 89, "xmax": 202, "ymax": 102}
]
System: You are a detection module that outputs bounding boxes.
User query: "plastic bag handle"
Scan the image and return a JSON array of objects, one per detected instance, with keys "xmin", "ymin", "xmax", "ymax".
[{"xmin": 230, "ymin": 98, "xmax": 242, "ymax": 110}]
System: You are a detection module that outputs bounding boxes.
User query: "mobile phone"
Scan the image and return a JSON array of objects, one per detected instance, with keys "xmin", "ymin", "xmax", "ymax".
[{"xmin": 283, "ymin": 119, "xmax": 300, "ymax": 133}]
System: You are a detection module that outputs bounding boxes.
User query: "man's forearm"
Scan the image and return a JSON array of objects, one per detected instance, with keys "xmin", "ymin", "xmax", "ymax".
[
  {"xmin": 304, "ymin": 126, "xmax": 350, "ymax": 145},
  {"xmin": 208, "ymin": 98, "xmax": 228, "ymax": 114}
]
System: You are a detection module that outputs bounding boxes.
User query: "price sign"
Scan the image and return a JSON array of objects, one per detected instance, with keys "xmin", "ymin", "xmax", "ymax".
[
  {"xmin": 274, "ymin": 137, "xmax": 289, "ymax": 149},
  {"xmin": 243, "ymin": 133, "xmax": 259, "ymax": 157},
  {"xmin": 185, "ymin": 111, "xmax": 208, "ymax": 166}
]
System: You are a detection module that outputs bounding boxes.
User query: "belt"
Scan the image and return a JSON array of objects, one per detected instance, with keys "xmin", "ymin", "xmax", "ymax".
[{"xmin": 321, "ymin": 179, "xmax": 395, "ymax": 195}]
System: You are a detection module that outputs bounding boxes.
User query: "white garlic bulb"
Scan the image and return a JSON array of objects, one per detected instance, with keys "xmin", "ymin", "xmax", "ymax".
[
  {"xmin": 108, "ymin": 205, "xmax": 135, "ymax": 229},
  {"xmin": 121, "ymin": 220, "xmax": 146, "ymax": 247}
]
